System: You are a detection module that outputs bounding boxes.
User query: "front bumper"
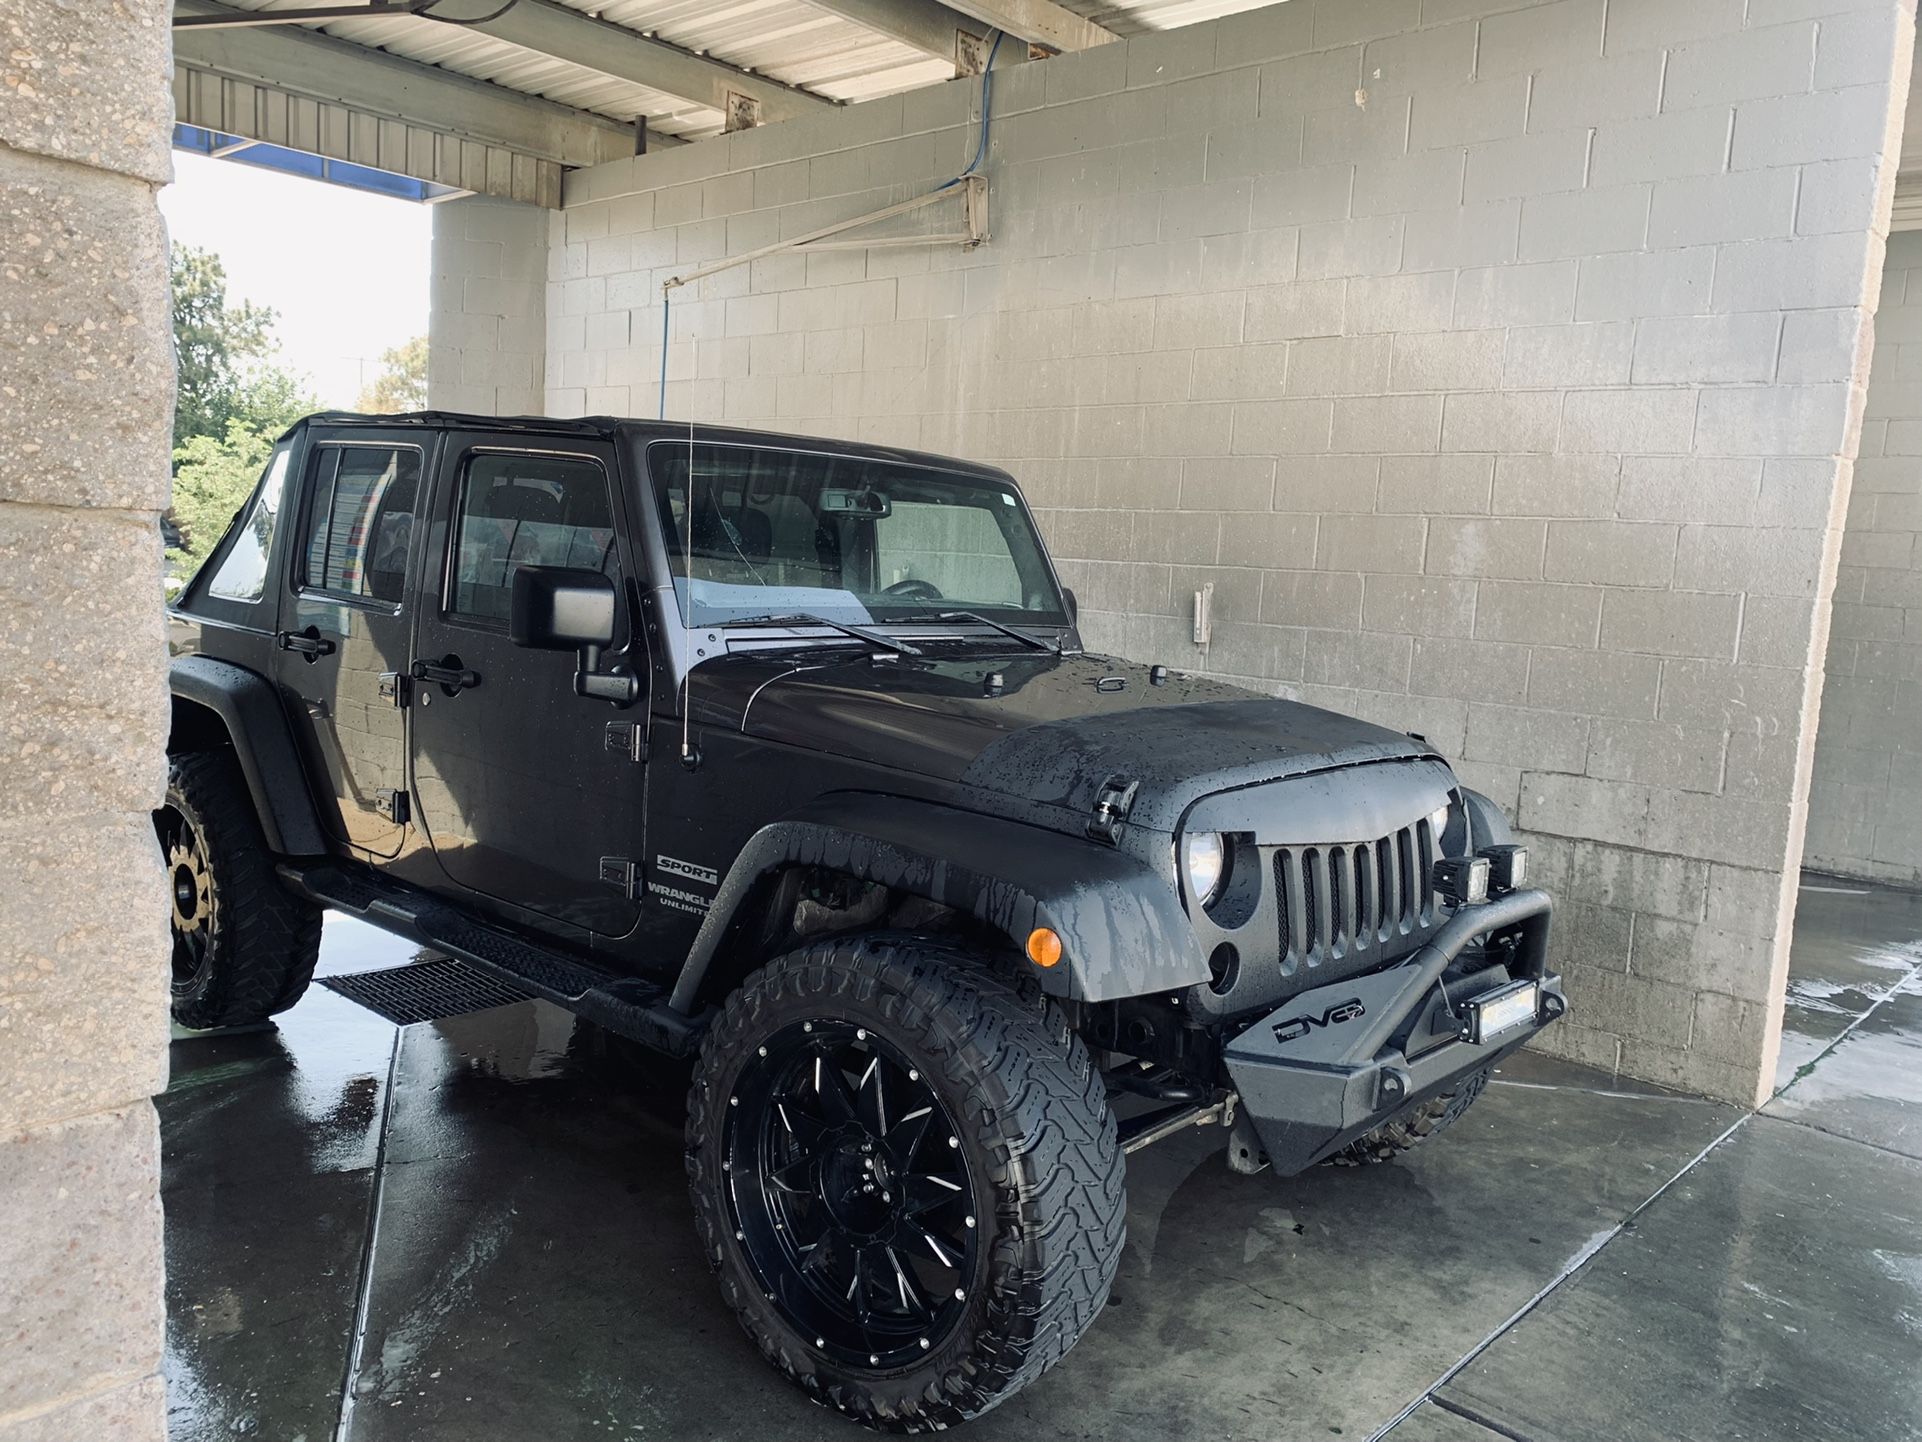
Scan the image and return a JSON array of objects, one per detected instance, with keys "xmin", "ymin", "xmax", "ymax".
[{"xmin": 1223, "ymin": 888, "xmax": 1561, "ymax": 1176}]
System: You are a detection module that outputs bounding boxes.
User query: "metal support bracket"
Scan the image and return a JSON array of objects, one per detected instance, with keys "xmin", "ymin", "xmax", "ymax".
[{"xmin": 663, "ymin": 175, "xmax": 987, "ymax": 294}]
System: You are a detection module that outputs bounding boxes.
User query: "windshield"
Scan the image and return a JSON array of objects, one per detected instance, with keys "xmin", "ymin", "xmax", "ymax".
[{"xmin": 647, "ymin": 441, "xmax": 1069, "ymax": 630}]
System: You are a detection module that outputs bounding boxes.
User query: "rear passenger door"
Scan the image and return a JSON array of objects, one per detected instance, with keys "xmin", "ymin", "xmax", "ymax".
[
  {"xmin": 276, "ymin": 432, "xmax": 430, "ymax": 859},
  {"xmin": 408, "ymin": 435, "xmax": 646, "ymax": 939}
]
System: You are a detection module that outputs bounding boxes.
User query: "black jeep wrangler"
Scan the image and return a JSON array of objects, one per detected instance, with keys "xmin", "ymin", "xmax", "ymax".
[{"xmin": 162, "ymin": 411, "xmax": 1562, "ymax": 1430}]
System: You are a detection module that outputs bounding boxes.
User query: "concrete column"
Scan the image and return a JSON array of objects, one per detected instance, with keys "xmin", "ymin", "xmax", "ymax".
[
  {"xmin": 1807, "ymin": 227, "xmax": 1922, "ymax": 884},
  {"xmin": 0, "ymin": 3, "xmax": 176, "ymax": 1438},
  {"xmin": 427, "ymin": 194, "xmax": 551, "ymax": 415}
]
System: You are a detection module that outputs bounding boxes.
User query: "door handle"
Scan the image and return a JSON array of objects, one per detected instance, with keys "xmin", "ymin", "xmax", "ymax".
[
  {"xmin": 277, "ymin": 627, "xmax": 335, "ymax": 659},
  {"xmin": 411, "ymin": 656, "xmax": 481, "ymax": 692}
]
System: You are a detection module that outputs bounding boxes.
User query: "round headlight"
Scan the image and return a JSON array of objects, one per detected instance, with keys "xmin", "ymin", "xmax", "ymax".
[
  {"xmin": 1181, "ymin": 832, "xmax": 1227, "ymax": 908},
  {"xmin": 1429, "ymin": 798, "xmax": 1463, "ymax": 853}
]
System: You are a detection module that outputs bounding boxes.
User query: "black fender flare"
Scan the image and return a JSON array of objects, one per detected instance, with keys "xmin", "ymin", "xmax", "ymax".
[
  {"xmin": 668, "ymin": 792, "xmax": 1209, "ymax": 1010},
  {"xmin": 169, "ymin": 655, "xmax": 329, "ymax": 857},
  {"xmin": 1462, "ymin": 787, "xmax": 1516, "ymax": 849}
]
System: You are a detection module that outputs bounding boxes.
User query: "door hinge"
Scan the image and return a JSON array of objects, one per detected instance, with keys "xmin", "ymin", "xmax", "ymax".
[
  {"xmin": 375, "ymin": 788, "xmax": 410, "ymax": 825},
  {"xmin": 1087, "ymin": 775, "xmax": 1139, "ymax": 845},
  {"xmin": 604, "ymin": 720, "xmax": 647, "ymax": 762},
  {"xmin": 377, "ymin": 671, "xmax": 409, "ymax": 708},
  {"xmin": 599, "ymin": 856, "xmax": 644, "ymax": 900}
]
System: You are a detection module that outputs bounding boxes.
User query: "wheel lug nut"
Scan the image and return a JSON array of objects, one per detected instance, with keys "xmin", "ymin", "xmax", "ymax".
[
  {"xmin": 758, "ymin": 1046, "xmax": 767, "ymax": 1056},
  {"xmin": 964, "ymin": 1215, "xmax": 975, "ymax": 1228},
  {"xmin": 815, "ymin": 1337, "xmax": 825, "ymax": 1347},
  {"xmin": 953, "ymin": 1287, "xmax": 965, "ymax": 1300},
  {"xmin": 908, "ymin": 1069, "xmax": 919, "ymax": 1081},
  {"xmin": 856, "ymin": 1028, "xmax": 867, "ymax": 1040},
  {"xmin": 947, "ymin": 1136, "xmax": 959, "ymax": 1149},
  {"xmin": 919, "ymin": 1338, "xmax": 929, "ymax": 1350},
  {"xmin": 804, "ymin": 1022, "xmax": 813, "ymax": 1032},
  {"xmin": 868, "ymin": 1354, "xmax": 879, "ymax": 1365}
]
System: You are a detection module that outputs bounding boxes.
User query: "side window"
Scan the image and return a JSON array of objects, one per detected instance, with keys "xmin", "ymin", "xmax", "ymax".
[
  {"xmin": 299, "ymin": 445, "xmax": 422, "ymax": 604},
  {"xmin": 207, "ymin": 447, "xmax": 291, "ymax": 603},
  {"xmin": 873, "ymin": 501, "xmax": 1023, "ymax": 605},
  {"xmin": 449, "ymin": 452, "xmax": 618, "ymax": 624}
]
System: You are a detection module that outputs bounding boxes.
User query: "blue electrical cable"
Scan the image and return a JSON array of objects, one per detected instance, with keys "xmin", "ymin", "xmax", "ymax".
[{"xmin": 941, "ymin": 29, "xmax": 1004, "ymax": 190}]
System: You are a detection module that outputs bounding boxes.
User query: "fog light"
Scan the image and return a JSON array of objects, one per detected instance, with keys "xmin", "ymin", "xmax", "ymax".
[
  {"xmin": 1480, "ymin": 844, "xmax": 1528, "ymax": 892},
  {"xmin": 1432, "ymin": 856, "xmax": 1490, "ymax": 906}
]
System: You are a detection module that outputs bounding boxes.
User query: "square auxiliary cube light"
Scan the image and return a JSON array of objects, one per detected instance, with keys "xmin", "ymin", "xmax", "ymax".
[
  {"xmin": 1480, "ymin": 844, "xmax": 1528, "ymax": 891},
  {"xmin": 1432, "ymin": 855, "xmax": 1490, "ymax": 906}
]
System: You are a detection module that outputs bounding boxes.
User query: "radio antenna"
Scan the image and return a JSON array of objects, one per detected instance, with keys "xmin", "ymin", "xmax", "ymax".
[{"xmin": 680, "ymin": 406, "xmax": 697, "ymax": 767}]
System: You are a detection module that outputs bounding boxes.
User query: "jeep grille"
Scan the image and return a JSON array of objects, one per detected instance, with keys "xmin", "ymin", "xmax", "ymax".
[{"xmin": 1273, "ymin": 820, "xmax": 1436, "ymax": 976}]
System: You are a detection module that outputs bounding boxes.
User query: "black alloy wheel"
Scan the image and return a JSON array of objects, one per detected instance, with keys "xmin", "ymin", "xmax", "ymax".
[
  {"xmin": 687, "ymin": 933, "xmax": 1126, "ymax": 1431},
  {"xmin": 726, "ymin": 1021, "xmax": 978, "ymax": 1370}
]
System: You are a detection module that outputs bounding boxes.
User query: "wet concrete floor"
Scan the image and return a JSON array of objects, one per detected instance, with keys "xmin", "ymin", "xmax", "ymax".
[{"xmin": 161, "ymin": 878, "xmax": 1922, "ymax": 1441}]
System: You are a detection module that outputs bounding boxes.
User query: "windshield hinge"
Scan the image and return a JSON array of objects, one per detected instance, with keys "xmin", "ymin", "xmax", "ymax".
[{"xmin": 1087, "ymin": 775, "xmax": 1139, "ymax": 845}]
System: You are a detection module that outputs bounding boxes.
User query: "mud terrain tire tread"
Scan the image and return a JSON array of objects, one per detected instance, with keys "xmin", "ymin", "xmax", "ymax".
[
  {"xmin": 685, "ymin": 932, "xmax": 1125, "ymax": 1433},
  {"xmin": 166, "ymin": 749, "xmax": 323, "ymax": 1029}
]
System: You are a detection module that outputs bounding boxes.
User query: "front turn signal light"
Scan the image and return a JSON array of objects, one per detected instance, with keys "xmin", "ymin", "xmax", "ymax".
[{"xmin": 1026, "ymin": 927, "xmax": 1063, "ymax": 968}]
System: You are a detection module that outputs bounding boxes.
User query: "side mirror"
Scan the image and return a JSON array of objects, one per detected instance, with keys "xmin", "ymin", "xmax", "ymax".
[
  {"xmin": 1061, "ymin": 586, "xmax": 1079, "ymax": 625},
  {"xmin": 510, "ymin": 566, "xmax": 637, "ymax": 705}
]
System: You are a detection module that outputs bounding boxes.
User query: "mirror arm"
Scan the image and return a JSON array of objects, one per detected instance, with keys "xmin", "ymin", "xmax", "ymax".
[{"xmin": 574, "ymin": 642, "xmax": 639, "ymax": 706}]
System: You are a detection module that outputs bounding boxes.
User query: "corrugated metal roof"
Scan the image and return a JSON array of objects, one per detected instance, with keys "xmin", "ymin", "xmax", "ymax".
[{"xmin": 201, "ymin": 0, "xmax": 1282, "ymax": 143}]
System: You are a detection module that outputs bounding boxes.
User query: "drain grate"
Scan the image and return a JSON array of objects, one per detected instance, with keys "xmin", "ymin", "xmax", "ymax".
[{"xmin": 320, "ymin": 957, "xmax": 533, "ymax": 1026}]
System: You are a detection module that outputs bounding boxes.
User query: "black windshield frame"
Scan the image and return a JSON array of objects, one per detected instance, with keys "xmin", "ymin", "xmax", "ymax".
[{"xmin": 643, "ymin": 440, "xmax": 1070, "ymax": 632}]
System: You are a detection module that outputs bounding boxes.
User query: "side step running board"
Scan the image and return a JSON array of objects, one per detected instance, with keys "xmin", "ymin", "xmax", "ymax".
[{"xmin": 282, "ymin": 862, "xmax": 709, "ymax": 1057}]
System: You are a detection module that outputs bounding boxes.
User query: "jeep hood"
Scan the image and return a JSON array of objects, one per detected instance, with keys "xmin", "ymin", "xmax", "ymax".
[{"xmin": 689, "ymin": 650, "xmax": 1437, "ymax": 831}]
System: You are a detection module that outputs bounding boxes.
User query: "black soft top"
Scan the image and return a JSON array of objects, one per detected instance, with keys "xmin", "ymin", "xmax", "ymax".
[{"xmin": 285, "ymin": 411, "xmax": 1011, "ymax": 482}]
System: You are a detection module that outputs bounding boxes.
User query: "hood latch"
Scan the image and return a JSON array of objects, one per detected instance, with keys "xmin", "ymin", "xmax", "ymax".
[{"xmin": 1087, "ymin": 775, "xmax": 1139, "ymax": 845}]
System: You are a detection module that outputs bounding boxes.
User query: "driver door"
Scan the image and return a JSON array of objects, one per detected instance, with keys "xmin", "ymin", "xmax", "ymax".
[{"xmin": 408, "ymin": 435, "xmax": 646, "ymax": 938}]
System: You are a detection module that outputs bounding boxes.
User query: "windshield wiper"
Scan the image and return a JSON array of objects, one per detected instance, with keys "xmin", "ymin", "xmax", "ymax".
[
  {"xmin": 930, "ymin": 610, "xmax": 1060, "ymax": 654},
  {"xmin": 718, "ymin": 612, "xmax": 922, "ymax": 656}
]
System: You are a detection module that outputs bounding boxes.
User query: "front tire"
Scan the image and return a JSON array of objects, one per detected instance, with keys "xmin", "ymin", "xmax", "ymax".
[
  {"xmin": 686, "ymin": 933, "xmax": 1125, "ymax": 1432},
  {"xmin": 155, "ymin": 750, "xmax": 322, "ymax": 1030}
]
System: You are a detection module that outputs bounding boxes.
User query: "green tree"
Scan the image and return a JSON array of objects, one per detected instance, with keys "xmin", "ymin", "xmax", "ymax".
[
  {"xmin": 167, "ymin": 420, "xmax": 276, "ymax": 580},
  {"xmin": 169, "ymin": 244, "xmax": 314, "ymax": 447},
  {"xmin": 356, "ymin": 335, "xmax": 429, "ymax": 413},
  {"xmin": 166, "ymin": 244, "xmax": 317, "ymax": 583}
]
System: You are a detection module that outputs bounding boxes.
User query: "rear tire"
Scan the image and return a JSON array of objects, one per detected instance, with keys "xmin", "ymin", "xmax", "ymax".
[
  {"xmin": 1323, "ymin": 1069, "xmax": 1490, "ymax": 1166},
  {"xmin": 685, "ymin": 932, "xmax": 1125, "ymax": 1432},
  {"xmin": 156, "ymin": 750, "xmax": 322, "ymax": 1030}
]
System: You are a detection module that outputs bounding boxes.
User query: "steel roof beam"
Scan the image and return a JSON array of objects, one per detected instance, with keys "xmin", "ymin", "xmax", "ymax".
[
  {"xmin": 936, "ymin": 0, "xmax": 1115, "ymax": 52},
  {"xmin": 446, "ymin": 0, "xmax": 835, "ymax": 123},
  {"xmin": 174, "ymin": 0, "xmax": 638, "ymax": 168},
  {"xmin": 801, "ymin": 0, "xmax": 997, "ymax": 69}
]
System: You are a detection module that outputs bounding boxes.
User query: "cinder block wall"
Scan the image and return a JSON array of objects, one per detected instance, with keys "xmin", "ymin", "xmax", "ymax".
[
  {"xmin": 1807, "ymin": 226, "xmax": 1922, "ymax": 885},
  {"xmin": 428, "ymin": 194, "xmax": 550, "ymax": 416},
  {"xmin": 436, "ymin": 0, "xmax": 1918, "ymax": 1104},
  {"xmin": 0, "ymin": 3, "xmax": 174, "ymax": 1438}
]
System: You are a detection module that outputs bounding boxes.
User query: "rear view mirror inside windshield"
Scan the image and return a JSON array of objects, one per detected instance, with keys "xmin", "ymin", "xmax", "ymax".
[{"xmin": 818, "ymin": 487, "xmax": 892, "ymax": 518}]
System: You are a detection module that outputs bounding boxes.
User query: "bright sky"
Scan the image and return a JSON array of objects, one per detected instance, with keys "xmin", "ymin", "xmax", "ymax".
[{"xmin": 159, "ymin": 150, "xmax": 433, "ymax": 407}]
